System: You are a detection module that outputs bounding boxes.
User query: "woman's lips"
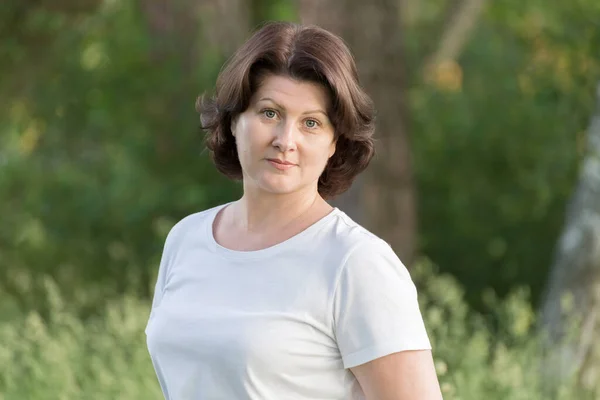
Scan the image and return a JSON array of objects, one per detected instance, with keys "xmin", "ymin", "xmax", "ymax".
[{"xmin": 267, "ymin": 159, "xmax": 296, "ymax": 170}]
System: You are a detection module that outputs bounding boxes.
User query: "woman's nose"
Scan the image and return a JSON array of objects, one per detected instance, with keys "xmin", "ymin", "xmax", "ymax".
[{"xmin": 272, "ymin": 121, "xmax": 297, "ymax": 152}]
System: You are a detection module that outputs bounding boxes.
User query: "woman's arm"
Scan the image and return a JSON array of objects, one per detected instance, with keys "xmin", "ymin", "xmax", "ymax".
[{"xmin": 350, "ymin": 349, "xmax": 443, "ymax": 400}]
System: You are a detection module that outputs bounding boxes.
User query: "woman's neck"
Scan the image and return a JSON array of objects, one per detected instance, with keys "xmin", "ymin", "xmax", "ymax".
[{"xmin": 233, "ymin": 186, "xmax": 329, "ymax": 234}]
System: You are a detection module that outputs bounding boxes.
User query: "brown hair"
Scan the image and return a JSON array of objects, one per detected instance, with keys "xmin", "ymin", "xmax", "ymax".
[{"xmin": 196, "ymin": 21, "xmax": 375, "ymax": 199}]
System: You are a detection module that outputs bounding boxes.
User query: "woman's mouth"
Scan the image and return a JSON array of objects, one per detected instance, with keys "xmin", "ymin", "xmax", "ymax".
[{"xmin": 267, "ymin": 158, "xmax": 296, "ymax": 170}]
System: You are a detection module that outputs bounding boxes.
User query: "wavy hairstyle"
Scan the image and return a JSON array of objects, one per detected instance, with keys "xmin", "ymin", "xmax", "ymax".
[{"xmin": 196, "ymin": 21, "xmax": 375, "ymax": 199}]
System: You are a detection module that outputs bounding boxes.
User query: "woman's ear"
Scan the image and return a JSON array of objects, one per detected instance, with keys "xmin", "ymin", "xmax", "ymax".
[
  {"xmin": 230, "ymin": 115, "xmax": 239, "ymax": 137},
  {"xmin": 328, "ymin": 139, "xmax": 337, "ymax": 159}
]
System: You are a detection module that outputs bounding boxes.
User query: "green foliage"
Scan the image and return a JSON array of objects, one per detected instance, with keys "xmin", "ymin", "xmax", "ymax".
[
  {"xmin": 407, "ymin": 0, "xmax": 600, "ymax": 308},
  {"xmin": 412, "ymin": 259, "xmax": 597, "ymax": 399},
  {"xmin": 0, "ymin": 278, "xmax": 162, "ymax": 399},
  {"xmin": 0, "ymin": 0, "xmax": 240, "ymax": 314},
  {"xmin": 253, "ymin": 0, "xmax": 296, "ymax": 23},
  {"xmin": 1, "ymin": 260, "xmax": 596, "ymax": 399}
]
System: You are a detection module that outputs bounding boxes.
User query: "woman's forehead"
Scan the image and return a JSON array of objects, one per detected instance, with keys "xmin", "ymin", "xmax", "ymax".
[{"xmin": 252, "ymin": 75, "xmax": 330, "ymax": 111}]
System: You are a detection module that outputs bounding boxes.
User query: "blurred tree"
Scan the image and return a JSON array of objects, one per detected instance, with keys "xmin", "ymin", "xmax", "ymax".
[
  {"xmin": 298, "ymin": 0, "xmax": 418, "ymax": 265},
  {"xmin": 138, "ymin": 0, "xmax": 207, "ymax": 296},
  {"xmin": 409, "ymin": 0, "xmax": 600, "ymax": 309},
  {"xmin": 195, "ymin": 0, "xmax": 252, "ymax": 58},
  {"xmin": 298, "ymin": 0, "xmax": 487, "ymax": 267},
  {"xmin": 540, "ymin": 82, "xmax": 600, "ymax": 390},
  {"xmin": 0, "ymin": 0, "xmax": 242, "ymax": 316},
  {"xmin": 136, "ymin": 0, "xmax": 251, "ymax": 293},
  {"xmin": 422, "ymin": 0, "xmax": 486, "ymax": 76}
]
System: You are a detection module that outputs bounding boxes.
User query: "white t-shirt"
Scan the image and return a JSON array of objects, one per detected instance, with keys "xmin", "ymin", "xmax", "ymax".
[{"xmin": 145, "ymin": 204, "xmax": 431, "ymax": 400}]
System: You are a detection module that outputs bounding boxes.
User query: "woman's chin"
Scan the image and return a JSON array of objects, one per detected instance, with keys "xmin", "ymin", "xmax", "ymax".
[
  {"xmin": 260, "ymin": 183, "xmax": 298, "ymax": 195},
  {"xmin": 256, "ymin": 176, "xmax": 302, "ymax": 195}
]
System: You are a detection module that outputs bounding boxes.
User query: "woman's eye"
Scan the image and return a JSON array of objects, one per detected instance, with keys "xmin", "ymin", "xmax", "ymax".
[
  {"xmin": 305, "ymin": 119, "xmax": 319, "ymax": 128},
  {"xmin": 263, "ymin": 109, "xmax": 277, "ymax": 119}
]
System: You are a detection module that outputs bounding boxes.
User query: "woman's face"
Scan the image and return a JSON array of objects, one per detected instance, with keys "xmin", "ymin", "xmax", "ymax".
[{"xmin": 232, "ymin": 74, "xmax": 336, "ymax": 197}]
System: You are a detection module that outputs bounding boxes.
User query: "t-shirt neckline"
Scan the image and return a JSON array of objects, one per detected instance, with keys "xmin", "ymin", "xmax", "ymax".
[{"xmin": 205, "ymin": 203, "xmax": 340, "ymax": 260}]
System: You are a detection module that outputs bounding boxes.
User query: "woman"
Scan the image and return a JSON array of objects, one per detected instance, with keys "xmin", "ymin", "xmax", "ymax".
[{"xmin": 145, "ymin": 21, "xmax": 443, "ymax": 400}]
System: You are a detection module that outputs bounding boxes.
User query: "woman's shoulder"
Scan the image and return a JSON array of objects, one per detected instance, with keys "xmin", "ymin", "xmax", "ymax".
[
  {"xmin": 163, "ymin": 203, "xmax": 224, "ymax": 244},
  {"xmin": 328, "ymin": 212, "xmax": 413, "ymax": 289},
  {"xmin": 327, "ymin": 209, "xmax": 397, "ymax": 261}
]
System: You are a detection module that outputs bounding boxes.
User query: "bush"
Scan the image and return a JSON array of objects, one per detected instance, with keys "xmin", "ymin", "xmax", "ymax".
[
  {"xmin": 0, "ymin": 262, "xmax": 597, "ymax": 399},
  {"xmin": 0, "ymin": 277, "xmax": 161, "ymax": 399},
  {"xmin": 412, "ymin": 258, "xmax": 597, "ymax": 400}
]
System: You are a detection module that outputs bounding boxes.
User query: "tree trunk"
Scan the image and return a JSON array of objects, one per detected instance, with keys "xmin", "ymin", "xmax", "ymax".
[
  {"xmin": 140, "ymin": 0, "xmax": 250, "ymax": 74},
  {"xmin": 540, "ymin": 82, "xmax": 600, "ymax": 390},
  {"xmin": 298, "ymin": 0, "xmax": 417, "ymax": 266},
  {"xmin": 197, "ymin": 0, "xmax": 252, "ymax": 59},
  {"xmin": 139, "ymin": 0, "xmax": 250, "ymax": 296}
]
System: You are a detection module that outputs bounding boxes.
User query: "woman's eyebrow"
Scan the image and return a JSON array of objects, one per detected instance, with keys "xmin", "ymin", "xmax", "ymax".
[
  {"xmin": 303, "ymin": 109, "xmax": 328, "ymax": 117},
  {"xmin": 257, "ymin": 97, "xmax": 283, "ymax": 108},
  {"xmin": 257, "ymin": 97, "xmax": 328, "ymax": 117}
]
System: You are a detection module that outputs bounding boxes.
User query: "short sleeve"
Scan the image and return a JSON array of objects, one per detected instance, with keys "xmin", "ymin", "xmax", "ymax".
[{"xmin": 333, "ymin": 238, "xmax": 431, "ymax": 369}]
